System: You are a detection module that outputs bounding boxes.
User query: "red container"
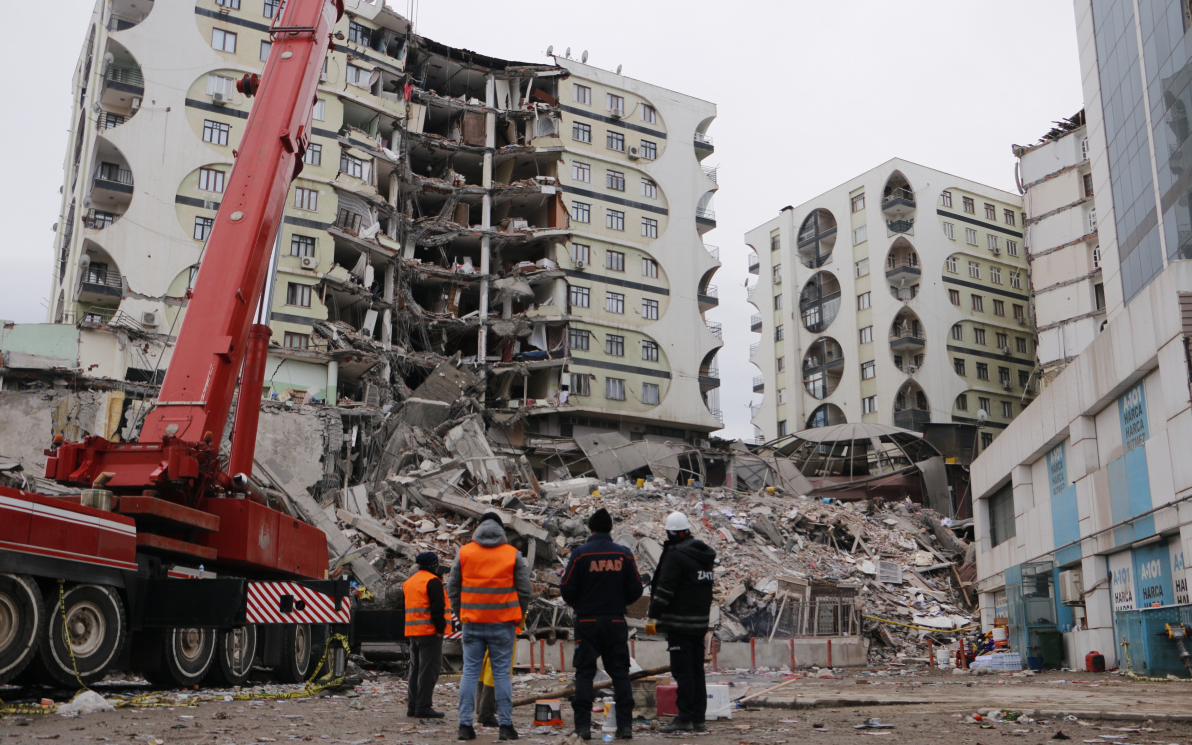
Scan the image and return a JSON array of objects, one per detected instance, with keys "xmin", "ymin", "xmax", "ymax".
[
  {"xmin": 656, "ymin": 684, "xmax": 678, "ymax": 717},
  {"xmin": 1085, "ymin": 651, "xmax": 1106, "ymax": 672}
]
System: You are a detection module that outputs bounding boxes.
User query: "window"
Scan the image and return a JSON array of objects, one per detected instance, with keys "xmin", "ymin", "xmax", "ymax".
[
  {"xmin": 995, "ymin": 332, "xmax": 1008, "ymax": 348},
  {"xmin": 605, "ymin": 378, "xmax": 626, "ymax": 400},
  {"xmin": 859, "ymin": 326, "xmax": 873, "ymax": 344},
  {"xmin": 194, "ymin": 216, "xmax": 213, "ymax": 241},
  {"xmin": 976, "ymin": 363, "xmax": 989, "ymax": 380},
  {"xmin": 941, "ymin": 190, "xmax": 953, "ymax": 207},
  {"xmin": 770, "ymin": 233, "xmax": 780, "ymax": 252},
  {"xmin": 335, "ymin": 208, "xmax": 362, "ymax": 233},
  {"xmin": 974, "ymin": 328, "xmax": 986, "ymax": 345},
  {"xmin": 984, "ymin": 203, "xmax": 996, "ymax": 220},
  {"xmin": 863, "ymin": 396, "xmax": 878, "ymax": 414},
  {"xmin": 1002, "ymin": 401, "xmax": 1013, "ymax": 418},
  {"xmin": 961, "ymin": 227, "xmax": 977, "ymax": 245},
  {"xmin": 571, "ymin": 373, "xmax": 591, "ymax": 396},
  {"xmin": 777, "ymin": 420, "xmax": 788, "ymax": 436},
  {"xmin": 855, "ymin": 258, "xmax": 870, "ymax": 278},
  {"xmin": 606, "ymin": 93, "xmax": 624, "ymax": 113},
  {"xmin": 641, "ymin": 104, "xmax": 657, "ymax": 123},
  {"xmin": 999, "ymin": 366, "xmax": 1011, "ymax": 385},
  {"xmin": 346, "ymin": 65, "xmax": 369, "ymax": 87},
  {"xmin": 571, "ymin": 201, "xmax": 590, "ymax": 223},
  {"xmin": 101, "ymin": 113, "xmax": 125, "ymax": 129},
  {"xmin": 641, "ymin": 178, "xmax": 657, "ymax": 199},
  {"xmin": 954, "ymin": 358, "xmax": 966, "ymax": 375},
  {"xmin": 260, "ymin": 40, "xmax": 272, "ymax": 62},
  {"xmin": 286, "ymin": 283, "xmax": 312, "ymax": 307},
  {"xmin": 263, "ymin": 0, "xmax": 280, "ymax": 16},
  {"xmin": 1083, "ymin": 173, "xmax": 1094, "ymax": 197},
  {"xmin": 1009, "ymin": 271, "xmax": 1022, "ymax": 289},
  {"xmin": 776, "ymin": 356, "xmax": 785, "ymax": 372},
  {"xmin": 304, "ymin": 142, "xmax": 322, "ymax": 166},
  {"xmin": 1006, "ymin": 240, "xmax": 1018, "ymax": 257},
  {"xmin": 968, "ymin": 260, "xmax": 980, "ymax": 279},
  {"xmin": 606, "ymin": 250, "xmax": 625, "ymax": 271},
  {"xmin": 1019, "ymin": 370, "xmax": 1030, "ymax": 387},
  {"xmin": 641, "ymin": 258, "xmax": 658, "ymax": 278},
  {"xmin": 188, "ymin": 266, "xmax": 199, "ymax": 290},
  {"xmin": 642, "ymin": 340, "xmax": 659, "ymax": 361},
  {"xmin": 216, "ymin": 0, "xmax": 242, "ymax": 8},
  {"xmin": 642, "ymin": 382, "xmax": 660, "ymax": 405},
  {"xmin": 294, "ymin": 187, "xmax": 317, "ymax": 211},
  {"xmin": 212, "ymin": 28, "xmax": 237, "ymax": 53},
  {"xmin": 348, "ymin": 20, "xmax": 370, "ymax": 45},
  {"xmin": 283, "ymin": 332, "xmax": 310, "ymax": 349},
  {"xmin": 857, "ymin": 291, "xmax": 871, "ymax": 310},
  {"xmin": 340, "ymin": 152, "xmax": 369, "ymax": 180},
  {"xmin": 640, "ymin": 140, "xmax": 657, "ymax": 159},
  {"xmin": 851, "ymin": 193, "xmax": 865, "ymax": 212},
  {"xmin": 573, "ymin": 84, "xmax": 591, "ymax": 105},
  {"xmin": 642, "ymin": 298, "xmax": 659, "ymax": 320},
  {"xmin": 987, "ymin": 234, "xmax": 999, "ymax": 251},
  {"xmin": 207, "ymin": 74, "xmax": 234, "ymax": 99},
  {"xmin": 641, "ymin": 218, "xmax": 658, "ymax": 238},
  {"xmin": 198, "ymin": 168, "xmax": 225, "ymax": 193},
  {"xmin": 951, "ymin": 324, "xmax": 963, "ymax": 341},
  {"xmin": 772, "ymin": 264, "xmax": 782, "ymax": 282},
  {"xmin": 861, "ymin": 361, "xmax": 876, "ymax": 379},
  {"xmin": 993, "ymin": 299, "xmax": 1005, "ymax": 316},
  {"xmin": 956, "ymin": 393, "xmax": 969, "ymax": 411},
  {"xmin": 572, "ymin": 161, "xmax": 590, "ymax": 182},
  {"xmin": 1004, "ymin": 208, "xmax": 1016, "ymax": 225},
  {"xmin": 962, "ymin": 196, "xmax": 975, "ymax": 213},
  {"xmin": 943, "ymin": 222, "xmax": 955, "ymax": 240},
  {"xmin": 291, "ymin": 235, "xmax": 316, "ymax": 257},
  {"xmin": 946, "ymin": 255, "xmax": 958, "ymax": 273},
  {"xmin": 606, "ymin": 131, "xmax": 625, "ymax": 151},
  {"xmin": 971, "ymin": 294, "xmax": 984, "ymax": 312},
  {"xmin": 978, "ymin": 396, "xmax": 991, "ymax": 414},
  {"xmin": 203, "ymin": 120, "xmax": 230, "ymax": 146},
  {"xmin": 774, "ymin": 325, "xmax": 784, "ymax": 341},
  {"xmin": 775, "ymin": 294, "xmax": 784, "ymax": 310},
  {"xmin": 569, "ymin": 328, "xmax": 590, "ymax": 351},
  {"xmin": 990, "ymin": 267, "xmax": 1002, "ymax": 284},
  {"xmin": 570, "ymin": 286, "xmax": 590, "ymax": 307},
  {"xmin": 573, "ymin": 121, "xmax": 592, "ymax": 143},
  {"xmin": 572, "ymin": 243, "xmax": 591, "ymax": 264},
  {"xmin": 1095, "ymin": 282, "xmax": 1106, "ymax": 310},
  {"xmin": 606, "ymin": 292, "xmax": 624, "ymax": 313},
  {"xmin": 1016, "ymin": 337, "xmax": 1027, "ymax": 354},
  {"xmin": 606, "ymin": 169, "xmax": 625, "ymax": 191},
  {"xmin": 777, "ymin": 389, "xmax": 787, "ymax": 404},
  {"xmin": 606, "ymin": 209, "xmax": 625, "ymax": 231},
  {"xmin": 605, "ymin": 334, "xmax": 625, "ymax": 356},
  {"xmin": 852, "ymin": 225, "xmax": 867, "ymax": 245}
]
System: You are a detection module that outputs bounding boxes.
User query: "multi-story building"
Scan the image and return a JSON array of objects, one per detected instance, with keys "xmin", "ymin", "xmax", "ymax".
[
  {"xmin": 45, "ymin": 0, "xmax": 720, "ymax": 454},
  {"xmin": 744, "ymin": 159, "xmax": 1034, "ymax": 448},
  {"xmin": 1013, "ymin": 110, "xmax": 1105, "ymax": 385},
  {"xmin": 972, "ymin": 0, "xmax": 1192, "ymax": 675}
]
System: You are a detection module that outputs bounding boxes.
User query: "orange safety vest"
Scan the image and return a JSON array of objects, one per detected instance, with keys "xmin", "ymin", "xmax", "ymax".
[
  {"xmin": 403, "ymin": 569, "xmax": 451, "ymax": 637},
  {"xmin": 458, "ymin": 542, "xmax": 522, "ymax": 624}
]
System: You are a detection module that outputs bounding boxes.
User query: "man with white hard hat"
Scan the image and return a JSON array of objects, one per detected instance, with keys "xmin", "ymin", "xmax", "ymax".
[{"xmin": 645, "ymin": 512, "xmax": 716, "ymax": 733}]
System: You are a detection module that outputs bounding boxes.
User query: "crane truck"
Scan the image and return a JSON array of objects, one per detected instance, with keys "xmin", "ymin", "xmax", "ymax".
[{"xmin": 0, "ymin": 0, "xmax": 401, "ymax": 689}]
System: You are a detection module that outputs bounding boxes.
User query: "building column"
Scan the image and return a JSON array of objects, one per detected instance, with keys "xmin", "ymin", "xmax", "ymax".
[
  {"xmin": 476, "ymin": 73, "xmax": 495, "ymax": 398},
  {"xmin": 326, "ymin": 359, "xmax": 339, "ymax": 406}
]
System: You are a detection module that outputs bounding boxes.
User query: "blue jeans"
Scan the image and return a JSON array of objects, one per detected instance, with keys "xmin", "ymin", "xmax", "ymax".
[{"xmin": 458, "ymin": 622, "xmax": 516, "ymax": 727}]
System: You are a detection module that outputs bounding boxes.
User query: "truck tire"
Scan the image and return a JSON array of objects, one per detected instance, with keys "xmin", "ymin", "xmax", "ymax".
[
  {"xmin": 158, "ymin": 627, "xmax": 216, "ymax": 687},
  {"xmin": 38, "ymin": 584, "xmax": 126, "ymax": 687},
  {"xmin": 275, "ymin": 623, "xmax": 312, "ymax": 683},
  {"xmin": 206, "ymin": 624, "xmax": 258, "ymax": 687},
  {"xmin": 0, "ymin": 574, "xmax": 44, "ymax": 684}
]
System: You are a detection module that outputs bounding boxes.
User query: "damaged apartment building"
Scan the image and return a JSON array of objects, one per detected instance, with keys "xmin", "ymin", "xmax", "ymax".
[{"xmin": 18, "ymin": 0, "xmax": 723, "ymax": 480}]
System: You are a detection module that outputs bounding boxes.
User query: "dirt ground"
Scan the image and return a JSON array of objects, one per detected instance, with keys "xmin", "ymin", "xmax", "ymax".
[{"xmin": 4, "ymin": 669, "xmax": 1192, "ymax": 744}]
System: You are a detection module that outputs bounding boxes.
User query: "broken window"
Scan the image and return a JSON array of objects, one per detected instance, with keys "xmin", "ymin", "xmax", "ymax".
[
  {"xmin": 570, "ymin": 285, "xmax": 590, "ymax": 308},
  {"xmin": 193, "ymin": 216, "xmax": 213, "ymax": 241},
  {"xmin": 198, "ymin": 167, "xmax": 225, "ymax": 193},
  {"xmin": 606, "ymin": 93, "xmax": 624, "ymax": 114},
  {"xmin": 641, "ymin": 382, "xmax": 660, "ymax": 404},
  {"xmin": 571, "ymin": 201, "xmax": 590, "ymax": 223},
  {"xmin": 641, "ymin": 104, "xmax": 657, "ymax": 124},
  {"xmin": 962, "ymin": 196, "xmax": 974, "ymax": 214},
  {"xmin": 606, "ymin": 334, "xmax": 624, "ymax": 356},
  {"xmin": 984, "ymin": 203, "xmax": 996, "ymax": 220},
  {"xmin": 605, "ymin": 292, "xmax": 624, "ymax": 314},
  {"xmin": 641, "ymin": 258, "xmax": 658, "ymax": 278},
  {"xmin": 294, "ymin": 187, "xmax": 318, "ymax": 211},
  {"xmin": 943, "ymin": 222, "xmax": 955, "ymax": 240},
  {"xmin": 284, "ymin": 331, "xmax": 310, "ymax": 349},
  {"xmin": 641, "ymin": 218, "xmax": 658, "ymax": 238},
  {"xmin": 203, "ymin": 120, "xmax": 230, "ymax": 146},
  {"xmin": 335, "ymin": 208, "xmax": 362, "ymax": 233},
  {"xmin": 346, "ymin": 65, "xmax": 371, "ymax": 87},
  {"xmin": 304, "ymin": 143, "xmax": 322, "ymax": 166},
  {"xmin": 641, "ymin": 178, "xmax": 657, "ymax": 199},
  {"xmin": 606, "ymin": 131, "xmax": 625, "ymax": 152},
  {"xmin": 569, "ymin": 328, "xmax": 590, "ymax": 350},
  {"xmin": 572, "ymin": 161, "xmax": 590, "ymax": 183},
  {"xmin": 291, "ymin": 234, "xmax": 316, "ymax": 257},
  {"xmin": 605, "ymin": 377, "xmax": 626, "ymax": 400},
  {"xmin": 286, "ymin": 283, "xmax": 312, "ymax": 307},
  {"xmin": 348, "ymin": 20, "xmax": 370, "ymax": 45},
  {"xmin": 606, "ymin": 210, "xmax": 624, "ymax": 231},
  {"xmin": 573, "ymin": 83, "xmax": 591, "ymax": 105},
  {"xmin": 340, "ymin": 152, "xmax": 370, "ymax": 181},
  {"xmin": 572, "ymin": 243, "xmax": 591, "ymax": 264},
  {"xmin": 640, "ymin": 140, "xmax": 657, "ymax": 159},
  {"xmin": 212, "ymin": 28, "xmax": 237, "ymax": 53},
  {"xmin": 642, "ymin": 340, "xmax": 659, "ymax": 361},
  {"xmin": 606, "ymin": 250, "xmax": 625, "ymax": 271},
  {"xmin": 571, "ymin": 373, "xmax": 591, "ymax": 396},
  {"xmin": 573, "ymin": 122, "xmax": 591, "ymax": 143},
  {"xmin": 606, "ymin": 169, "xmax": 625, "ymax": 191},
  {"xmin": 941, "ymin": 190, "xmax": 953, "ymax": 207},
  {"xmin": 974, "ymin": 328, "xmax": 986, "ymax": 345}
]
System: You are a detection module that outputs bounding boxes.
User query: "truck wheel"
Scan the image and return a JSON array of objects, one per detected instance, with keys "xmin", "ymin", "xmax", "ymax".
[
  {"xmin": 0, "ymin": 574, "xmax": 43, "ymax": 684},
  {"xmin": 38, "ymin": 584, "xmax": 126, "ymax": 687},
  {"xmin": 158, "ymin": 627, "xmax": 216, "ymax": 687},
  {"xmin": 275, "ymin": 624, "xmax": 312, "ymax": 683},
  {"xmin": 206, "ymin": 624, "xmax": 258, "ymax": 687}
]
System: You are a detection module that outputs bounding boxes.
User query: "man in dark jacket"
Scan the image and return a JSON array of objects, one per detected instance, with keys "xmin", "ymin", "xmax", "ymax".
[
  {"xmin": 645, "ymin": 512, "xmax": 715, "ymax": 734},
  {"xmin": 560, "ymin": 508, "xmax": 642, "ymax": 740},
  {"xmin": 398, "ymin": 552, "xmax": 451, "ymax": 718}
]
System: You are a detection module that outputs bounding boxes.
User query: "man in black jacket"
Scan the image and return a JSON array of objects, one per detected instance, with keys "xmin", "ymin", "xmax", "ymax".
[
  {"xmin": 645, "ymin": 512, "xmax": 716, "ymax": 734},
  {"xmin": 560, "ymin": 508, "xmax": 643, "ymax": 740}
]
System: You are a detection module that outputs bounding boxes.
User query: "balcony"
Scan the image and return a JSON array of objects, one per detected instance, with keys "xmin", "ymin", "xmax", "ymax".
[
  {"xmin": 753, "ymin": 375, "xmax": 764, "ymax": 392},
  {"xmin": 750, "ymin": 314, "xmax": 762, "ymax": 332},
  {"xmin": 694, "ymin": 131, "xmax": 714, "ymax": 158},
  {"xmin": 708, "ymin": 406, "xmax": 723, "ymax": 423},
  {"xmin": 889, "ymin": 331, "xmax": 925, "ymax": 353},
  {"xmin": 804, "ymin": 353, "xmax": 844, "ymax": 371},
  {"xmin": 748, "ymin": 253, "xmax": 759, "ymax": 274},
  {"xmin": 699, "ymin": 284, "xmax": 719, "ymax": 309},
  {"xmin": 84, "ymin": 209, "xmax": 120, "ymax": 230},
  {"xmin": 97, "ymin": 111, "xmax": 127, "ymax": 131},
  {"xmin": 886, "ymin": 218, "xmax": 914, "ymax": 236},
  {"xmin": 704, "ymin": 243, "xmax": 720, "ymax": 261},
  {"xmin": 702, "ymin": 165, "xmax": 719, "ymax": 184},
  {"xmin": 797, "ymin": 210, "xmax": 837, "ymax": 268},
  {"xmin": 78, "ymin": 267, "xmax": 123, "ymax": 303},
  {"xmin": 109, "ymin": 0, "xmax": 152, "ymax": 29},
  {"xmin": 696, "ymin": 206, "xmax": 717, "ymax": 228},
  {"xmin": 107, "ymin": 14, "xmax": 141, "ymax": 32},
  {"xmin": 881, "ymin": 187, "xmax": 916, "ymax": 217},
  {"xmin": 103, "ymin": 65, "xmax": 143, "ymax": 96},
  {"xmin": 707, "ymin": 321, "xmax": 723, "ymax": 340},
  {"xmin": 93, "ymin": 163, "xmax": 133, "ymax": 197},
  {"xmin": 893, "ymin": 407, "xmax": 931, "ymax": 432},
  {"xmin": 884, "ymin": 257, "xmax": 921, "ymax": 283},
  {"xmin": 749, "ymin": 342, "xmax": 760, "ymax": 358}
]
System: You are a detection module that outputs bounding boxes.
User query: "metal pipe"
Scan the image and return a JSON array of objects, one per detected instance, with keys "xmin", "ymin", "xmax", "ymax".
[{"xmin": 228, "ymin": 324, "xmax": 271, "ymax": 478}]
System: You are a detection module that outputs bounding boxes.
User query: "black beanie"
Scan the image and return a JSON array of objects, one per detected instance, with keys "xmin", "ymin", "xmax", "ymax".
[
  {"xmin": 588, "ymin": 508, "xmax": 613, "ymax": 533},
  {"xmin": 480, "ymin": 511, "xmax": 504, "ymax": 527}
]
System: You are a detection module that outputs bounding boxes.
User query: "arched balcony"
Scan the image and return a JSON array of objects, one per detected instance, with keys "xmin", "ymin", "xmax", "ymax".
[
  {"xmin": 802, "ymin": 337, "xmax": 844, "ymax": 400},
  {"xmin": 796, "ymin": 209, "xmax": 836, "ymax": 269},
  {"xmin": 799, "ymin": 271, "xmax": 841, "ymax": 333}
]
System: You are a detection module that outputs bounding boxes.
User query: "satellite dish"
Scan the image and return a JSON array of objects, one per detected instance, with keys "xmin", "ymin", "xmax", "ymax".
[
  {"xmin": 79, "ymin": 255, "xmax": 91, "ymax": 267},
  {"xmin": 565, "ymin": 47, "xmax": 571, "ymax": 58},
  {"xmin": 546, "ymin": 45, "xmax": 553, "ymax": 57},
  {"xmin": 977, "ymin": 409, "xmax": 988, "ymax": 425},
  {"xmin": 104, "ymin": 52, "xmax": 114, "ymax": 64},
  {"xmin": 581, "ymin": 50, "xmax": 588, "ymax": 63},
  {"xmin": 616, "ymin": 64, "xmax": 622, "ymax": 75}
]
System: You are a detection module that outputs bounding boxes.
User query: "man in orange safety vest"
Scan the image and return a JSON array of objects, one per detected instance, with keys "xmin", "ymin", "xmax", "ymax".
[{"xmin": 400, "ymin": 551, "xmax": 451, "ymax": 718}]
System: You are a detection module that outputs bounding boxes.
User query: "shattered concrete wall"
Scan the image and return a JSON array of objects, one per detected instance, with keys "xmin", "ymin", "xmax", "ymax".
[
  {"xmin": 251, "ymin": 404, "xmax": 342, "ymax": 497},
  {"xmin": 0, "ymin": 390, "xmax": 101, "ymax": 472}
]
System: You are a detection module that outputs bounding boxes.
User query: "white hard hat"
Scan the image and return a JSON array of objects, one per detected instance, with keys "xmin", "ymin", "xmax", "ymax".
[{"xmin": 665, "ymin": 512, "xmax": 690, "ymax": 531}]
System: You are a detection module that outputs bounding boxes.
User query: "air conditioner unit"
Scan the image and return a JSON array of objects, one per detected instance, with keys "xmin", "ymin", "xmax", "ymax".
[
  {"xmin": 627, "ymin": 146, "xmax": 641, "ymax": 160},
  {"xmin": 300, "ymin": 256, "xmax": 317, "ymax": 269},
  {"xmin": 131, "ymin": 97, "xmax": 141, "ymax": 110},
  {"xmin": 1000, "ymin": 346, "xmax": 1012, "ymax": 355},
  {"xmin": 905, "ymin": 365, "xmax": 918, "ymax": 374},
  {"xmin": 608, "ymin": 108, "xmax": 624, "ymax": 119},
  {"xmin": 141, "ymin": 311, "xmax": 158, "ymax": 327},
  {"xmin": 1059, "ymin": 569, "xmax": 1085, "ymax": 605},
  {"xmin": 1003, "ymin": 382, "xmax": 1013, "ymax": 391},
  {"xmin": 773, "ymin": 275, "xmax": 782, "ymax": 284},
  {"xmin": 1016, "ymin": 317, "xmax": 1028, "ymax": 325},
  {"xmin": 212, "ymin": 91, "xmax": 229, "ymax": 106},
  {"xmin": 990, "ymin": 247, "xmax": 1000, "ymax": 255},
  {"xmin": 575, "ymin": 260, "xmax": 585, "ymax": 270}
]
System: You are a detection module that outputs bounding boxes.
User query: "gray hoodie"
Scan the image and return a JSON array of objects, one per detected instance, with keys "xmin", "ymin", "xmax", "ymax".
[{"xmin": 446, "ymin": 520, "xmax": 532, "ymax": 620}]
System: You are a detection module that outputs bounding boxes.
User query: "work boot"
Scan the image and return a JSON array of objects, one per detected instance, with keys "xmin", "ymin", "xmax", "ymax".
[
  {"xmin": 457, "ymin": 725, "xmax": 476, "ymax": 741},
  {"xmin": 416, "ymin": 709, "xmax": 445, "ymax": 719},
  {"xmin": 498, "ymin": 725, "xmax": 520, "ymax": 740},
  {"xmin": 659, "ymin": 719, "xmax": 693, "ymax": 734},
  {"xmin": 693, "ymin": 721, "xmax": 707, "ymax": 733},
  {"xmin": 571, "ymin": 727, "xmax": 592, "ymax": 741},
  {"xmin": 616, "ymin": 726, "xmax": 634, "ymax": 739}
]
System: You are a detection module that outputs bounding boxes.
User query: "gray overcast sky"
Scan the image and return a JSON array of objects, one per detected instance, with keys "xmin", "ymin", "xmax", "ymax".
[{"xmin": 0, "ymin": 1, "xmax": 1083, "ymax": 440}]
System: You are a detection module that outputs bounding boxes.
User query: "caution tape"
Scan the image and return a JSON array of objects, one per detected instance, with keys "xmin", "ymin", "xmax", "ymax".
[{"xmin": 862, "ymin": 614, "xmax": 980, "ymax": 633}]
